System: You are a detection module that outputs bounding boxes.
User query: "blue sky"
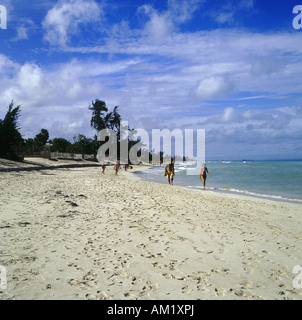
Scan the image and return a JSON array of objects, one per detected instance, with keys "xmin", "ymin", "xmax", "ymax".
[{"xmin": 0, "ymin": 0, "xmax": 302, "ymax": 159}]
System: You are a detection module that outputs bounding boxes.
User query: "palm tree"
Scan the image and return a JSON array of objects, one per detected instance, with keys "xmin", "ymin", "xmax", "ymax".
[
  {"xmin": 89, "ymin": 99, "xmax": 109, "ymax": 132},
  {"xmin": 89, "ymin": 99, "xmax": 123, "ymax": 138}
]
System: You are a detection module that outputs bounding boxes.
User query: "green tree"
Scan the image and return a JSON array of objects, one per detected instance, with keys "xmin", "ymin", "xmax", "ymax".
[
  {"xmin": 89, "ymin": 99, "xmax": 109, "ymax": 132},
  {"xmin": 109, "ymin": 106, "xmax": 122, "ymax": 141},
  {"xmin": 34, "ymin": 129, "xmax": 49, "ymax": 148},
  {"xmin": 22, "ymin": 138, "xmax": 35, "ymax": 154},
  {"xmin": 89, "ymin": 99, "xmax": 148, "ymax": 162},
  {"xmin": 50, "ymin": 138, "xmax": 71, "ymax": 153},
  {"xmin": 89, "ymin": 100, "xmax": 122, "ymax": 139},
  {"xmin": 71, "ymin": 134, "xmax": 94, "ymax": 155},
  {"xmin": 0, "ymin": 100, "xmax": 23, "ymax": 160}
]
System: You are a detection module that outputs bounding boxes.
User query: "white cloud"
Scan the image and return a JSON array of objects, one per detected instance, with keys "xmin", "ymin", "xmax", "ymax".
[
  {"xmin": 15, "ymin": 26, "xmax": 29, "ymax": 40},
  {"xmin": 0, "ymin": 54, "xmax": 18, "ymax": 74},
  {"xmin": 2, "ymin": 0, "xmax": 302, "ymax": 158},
  {"xmin": 251, "ymin": 56, "xmax": 288, "ymax": 75},
  {"xmin": 138, "ymin": 0, "xmax": 205, "ymax": 42},
  {"xmin": 0, "ymin": 55, "xmax": 150, "ymax": 139},
  {"xmin": 167, "ymin": 0, "xmax": 205, "ymax": 24},
  {"xmin": 46, "ymin": 27, "xmax": 302, "ymax": 155},
  {"xmin": 222, "ymin": 107, "xmax": 235, "ymax": 122},
  {"xmin": 203, "ymin": 104, "xmax": 302, "ymax": 157},
  {"xmin": 238, "ymin": 0, "xmax": 255, "ymax": 10},
  {"xmin": 11, "ymin": 18, "xmax": 36, "ymax": 41},
  {"xmin": 42, "ymin": 0, "xmax": 102, "ymax": 46},
  {"xmin": 209, "ymin": 0, "xmax": 256, "ymax": 26},
  {"xmin": 138, "ymin": 5, "xmax": 174, "ymax": 42},
  {"xmin": 17, "ymin": 64, "xmax": 46, "ymax": 94},
  {"xmin": 195, "ymin": 76, "xmax": 233, "ymax": 100}
]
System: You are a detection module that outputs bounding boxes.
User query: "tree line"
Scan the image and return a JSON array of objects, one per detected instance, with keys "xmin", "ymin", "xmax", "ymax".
[{"xmin": 0, "ymin": 99, "xmax": 154, "ymax": 162}]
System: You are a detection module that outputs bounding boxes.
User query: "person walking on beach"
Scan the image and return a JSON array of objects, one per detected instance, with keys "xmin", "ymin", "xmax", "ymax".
[
  {"xmin": 164, "ymin": 158, "xmax": 175, "ymax": 186},
  {"xmin": 200, "ymin": 163, "xmax": 210, "ymax": 190},
  {"xmin": 114, "ymin": 161, "xmax": 120, "ymax": 175},
  {"xmin": 101, "ymin": 161, "xmax": 106, "ymax": 174}
]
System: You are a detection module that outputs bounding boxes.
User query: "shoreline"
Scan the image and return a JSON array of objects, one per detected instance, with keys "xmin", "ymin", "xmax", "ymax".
[
  {"xmin": 128, "ymin": 165, "xmax": 302, "ymax": 205},
  {"xmin": 1, "ymin": 156, "xmax": 301, "ymax": 205},
  {"xmin": 2, "ymin": 157, "xmax": 301, "ymax": 205}
]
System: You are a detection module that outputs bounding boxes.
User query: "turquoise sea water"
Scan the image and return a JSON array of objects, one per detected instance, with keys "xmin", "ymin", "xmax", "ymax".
[{"xmin": 134, "ymin": 160, "xmax": 302, "ymax": 202}]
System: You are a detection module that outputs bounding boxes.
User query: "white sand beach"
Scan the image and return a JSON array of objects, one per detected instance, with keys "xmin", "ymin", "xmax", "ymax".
[{"xmin": 0, "ymin": 159, "xmax": 302, "ymax": 300}]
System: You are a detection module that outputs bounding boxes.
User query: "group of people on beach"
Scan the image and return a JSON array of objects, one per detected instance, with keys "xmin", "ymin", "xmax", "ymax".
[
  {"xmin": 164, "ymin": 158, "xmax": 210, "ymax": 189},
  {"xmin": 101, "ymin": 158, "xmax": 210, "ymax": 190},
  {"xmin": 101, "ymin": 161, "xmax": 133, "ymax": 175}
]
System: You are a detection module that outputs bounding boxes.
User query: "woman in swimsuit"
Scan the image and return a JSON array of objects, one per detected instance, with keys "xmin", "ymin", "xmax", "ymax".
[
  {"xmin": 200, "ymin": 163, "xmax": 210, "ymax": 190},
  {"xmin": 164, "ymin": 158, "xmax": 175, "ymax": 186}
]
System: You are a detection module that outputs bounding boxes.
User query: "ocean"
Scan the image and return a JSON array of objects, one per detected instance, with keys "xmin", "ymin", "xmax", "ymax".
[{"xmin": 133, "ymin": 160, "xmax": 302, "ymax": 203}]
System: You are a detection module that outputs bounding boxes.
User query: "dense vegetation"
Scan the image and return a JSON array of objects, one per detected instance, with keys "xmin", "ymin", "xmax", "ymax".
[
  {"xmin": 0, "ymin": 101, "xmax": 23, "ymax": 160},
  {"xmin": 0, "ymin": 99, "xmax": 151, "ymax": 162}
]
